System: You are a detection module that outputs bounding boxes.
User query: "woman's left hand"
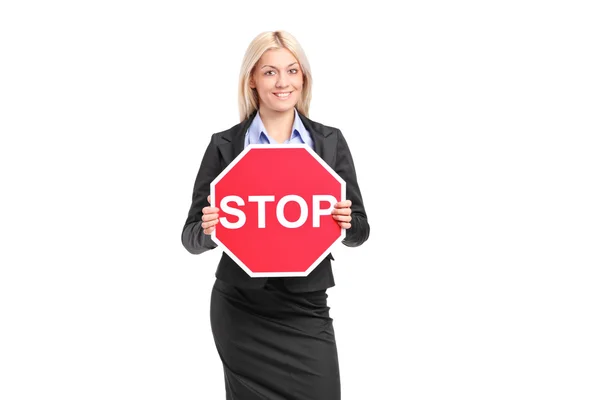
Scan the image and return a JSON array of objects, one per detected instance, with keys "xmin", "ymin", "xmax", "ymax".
[{"xmin": 332, "ymin": 200, "xmax": 352, "ymax": 229}]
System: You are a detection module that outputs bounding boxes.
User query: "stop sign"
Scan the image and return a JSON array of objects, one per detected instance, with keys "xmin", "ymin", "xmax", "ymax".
[{"xmin": 210, "ymin": 144, "xmax": 346, "ymax": 277}]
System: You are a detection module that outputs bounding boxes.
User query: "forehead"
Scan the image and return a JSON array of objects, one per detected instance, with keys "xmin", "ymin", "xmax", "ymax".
[{"xmin": 257, "ymin": 48, "xmax": 299, "ymax": 68}]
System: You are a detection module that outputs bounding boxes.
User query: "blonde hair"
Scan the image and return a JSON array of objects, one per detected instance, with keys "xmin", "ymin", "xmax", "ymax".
[{"xmin": 238, "ymin": 31, "xmax": 313, "ymax": 122}]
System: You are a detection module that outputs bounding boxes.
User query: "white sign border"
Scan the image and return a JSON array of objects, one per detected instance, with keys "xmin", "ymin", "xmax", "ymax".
[{"xmin": 210, "ymin": 144, "xmax": 346, "ymax": 278}]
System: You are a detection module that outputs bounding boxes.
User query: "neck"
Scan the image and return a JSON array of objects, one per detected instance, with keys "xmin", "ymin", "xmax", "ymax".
[{"xmin": 258, "ymin": 107, "xmax": 295, "ymax": 143}]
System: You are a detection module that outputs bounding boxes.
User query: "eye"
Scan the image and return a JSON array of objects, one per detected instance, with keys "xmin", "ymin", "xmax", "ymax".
[
  {"xmin": 264, "ymin": 70, "xmax": 276, "ymax": 76},
  {"xmin": 289, "ymin": 68, "xmax": 299, "ymax": 74}
]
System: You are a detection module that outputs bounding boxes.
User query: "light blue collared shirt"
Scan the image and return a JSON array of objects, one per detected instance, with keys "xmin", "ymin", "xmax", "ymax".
[{"xmin": 244, "ymin": 108, "xmax": 314, "ymax": 150}]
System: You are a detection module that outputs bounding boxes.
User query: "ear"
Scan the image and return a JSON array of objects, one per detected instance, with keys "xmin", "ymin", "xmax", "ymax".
[{"xmin": 249, "ymin": 76, "xmax": 256, "ymax": 89}]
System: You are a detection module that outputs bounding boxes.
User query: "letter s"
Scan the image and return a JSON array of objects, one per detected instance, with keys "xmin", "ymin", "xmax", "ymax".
[{"xmin": 219, "ymin": 196, "xmax": 246, "ymax": 229}]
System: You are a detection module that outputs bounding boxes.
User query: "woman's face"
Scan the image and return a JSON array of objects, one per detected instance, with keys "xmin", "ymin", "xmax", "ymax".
[{"xmin": 250, "ymin": 48, "xmax": 303, "ymax": 114}]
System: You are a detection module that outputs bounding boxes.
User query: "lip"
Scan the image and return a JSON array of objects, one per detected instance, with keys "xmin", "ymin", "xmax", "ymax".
[{"xmin": 272, "ymin": 91, "xmax": 293, "ymax": 99}]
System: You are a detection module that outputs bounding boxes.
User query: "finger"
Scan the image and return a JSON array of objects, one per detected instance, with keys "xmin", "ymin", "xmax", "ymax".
[
  {"xmin": 333, "ymin": 215, "xmax": 352, "ymax": 223},
  {"xmin": 334, "ymin": 200, "xmax": 352, "ymax": 208},
  {"xmin": 202, "ymin": 213, "xmax": 220, "ymax": 222},
  {"xmin": 207, "ymin": 195, "xmax": 212, "ymax": 204},
  {"xmin": 202, "ymin": 206, "xmax": 220, "ymax": 215},
  {"xmin": 204, "ymin": 226, "xmax": 215, "ymax": 235},
  {"xmin": 331, "ymin": 207, "xmax": 351, "ymax": 216},
  {"xmin": 337, "ymin": 221, "xmax": 351, "ymax": 229},
  {"xmin": 201, "ymin": 219, "xmax": 219, "ymax": 229}
]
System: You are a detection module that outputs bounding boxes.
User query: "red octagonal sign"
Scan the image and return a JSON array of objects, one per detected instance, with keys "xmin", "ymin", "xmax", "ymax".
[{"xmin": 210, "ymin": 144, "xmax": 346, "ymax": 277}]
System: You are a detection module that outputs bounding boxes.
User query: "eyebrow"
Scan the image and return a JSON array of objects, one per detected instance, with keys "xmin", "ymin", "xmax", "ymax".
[{"xmin": 260, "ymin": 62, "xmax": 299, "ymax": 70}]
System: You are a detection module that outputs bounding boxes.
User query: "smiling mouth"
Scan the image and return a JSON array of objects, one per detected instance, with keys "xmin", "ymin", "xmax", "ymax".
[{"xmin": 273, "ymin": 91, "xmax": 292, "ymax": 99}]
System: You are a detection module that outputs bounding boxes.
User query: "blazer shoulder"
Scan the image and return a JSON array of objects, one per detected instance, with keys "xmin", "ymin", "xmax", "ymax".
[
  {"xmin": 211, "ymin": 121, "xmax": 241, "ymax": 141},
  {"xmin": 210, "ymin": 113, "xmax": 255, "ymax": 144},
  {"xmin": 299, "ymin": 113, "xmax": 339, "ymax": 138}
]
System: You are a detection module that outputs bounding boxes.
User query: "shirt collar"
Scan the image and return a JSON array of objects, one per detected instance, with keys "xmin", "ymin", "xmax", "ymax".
[{"xmin": 247, "ymin": 108, "xmax": 310, "ymax": 144}]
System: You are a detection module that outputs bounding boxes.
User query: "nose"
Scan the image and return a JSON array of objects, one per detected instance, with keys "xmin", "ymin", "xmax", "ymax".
[{"xmin": 275, "ymin": 73, "xmax": 289, "ymax": 88}]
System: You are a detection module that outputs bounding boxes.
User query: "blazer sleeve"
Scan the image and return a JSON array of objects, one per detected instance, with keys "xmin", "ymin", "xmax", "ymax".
[
  {"xmin": 334, "ymin": 129, "xmax": 370, "ymax": 247},
  {"xmin": 181, "ymin": 133, "xmax": 221, "ymax": 255}
]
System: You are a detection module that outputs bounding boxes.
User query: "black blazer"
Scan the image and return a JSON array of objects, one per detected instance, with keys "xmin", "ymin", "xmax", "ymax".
[{"xmin": 181, "ymin": 110, "xmax": 370, "ymax": 292}]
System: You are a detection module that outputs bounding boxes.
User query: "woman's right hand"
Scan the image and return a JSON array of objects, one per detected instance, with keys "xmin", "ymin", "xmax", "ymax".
[{"xmin": 201, "ymin": 195, "xmax": 220, "ymax": 235}]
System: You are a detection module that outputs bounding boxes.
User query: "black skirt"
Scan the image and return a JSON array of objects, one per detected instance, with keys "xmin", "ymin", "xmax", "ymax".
[{"xmin": 210, "ymin": 277, "xmax": 341, "ymax": 400}]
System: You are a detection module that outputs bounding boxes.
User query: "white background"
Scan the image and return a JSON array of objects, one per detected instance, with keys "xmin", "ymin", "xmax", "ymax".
[{"xmin": 1, "ymin": 1, "xmax": 599, "ymax": 399}]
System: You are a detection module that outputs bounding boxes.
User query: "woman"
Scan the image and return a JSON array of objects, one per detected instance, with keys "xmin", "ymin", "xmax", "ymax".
[{"xmin": 181, "ymin": 30, "xmax": 369, "ymax": 400}]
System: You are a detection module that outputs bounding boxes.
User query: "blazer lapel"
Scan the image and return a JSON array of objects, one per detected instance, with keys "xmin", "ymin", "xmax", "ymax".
[
  {"xmin": 298, "ymin": 112, "xmax": 337, "ymax": 168},
  {"xmin": 218, "ymin": 111, "xmax": 256, "ymax": 165}
]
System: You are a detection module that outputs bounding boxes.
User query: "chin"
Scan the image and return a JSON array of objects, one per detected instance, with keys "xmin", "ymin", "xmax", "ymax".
[{"xmin": 269, "ymin": 104, "xmax": 296, "ymax": 113}]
